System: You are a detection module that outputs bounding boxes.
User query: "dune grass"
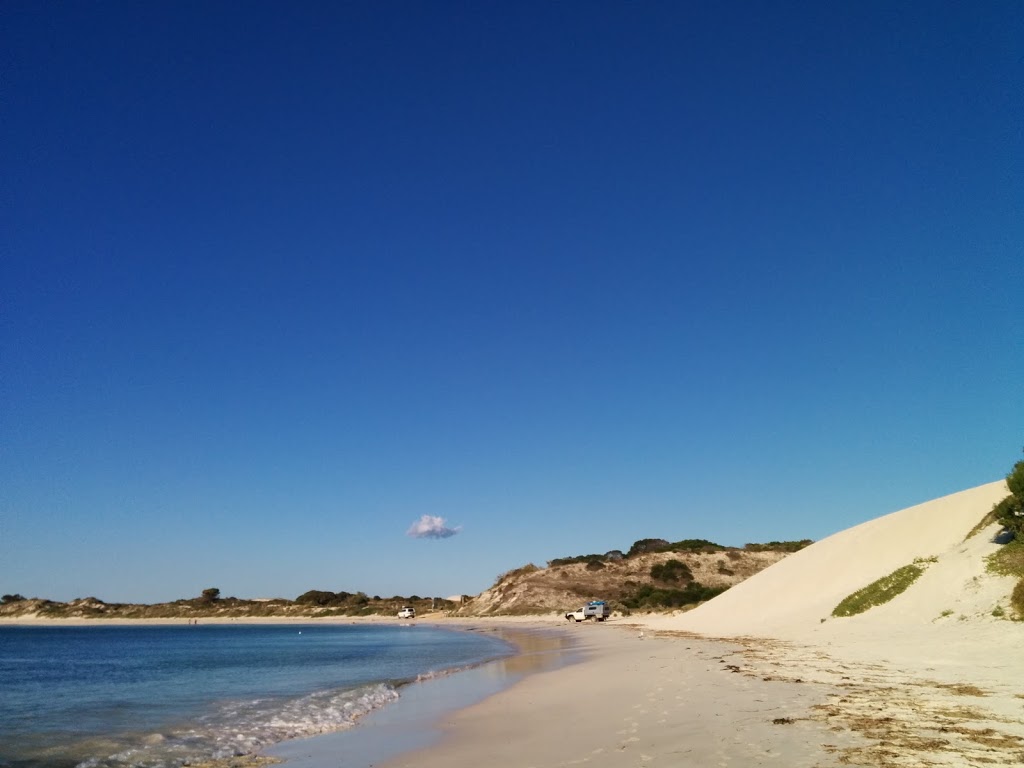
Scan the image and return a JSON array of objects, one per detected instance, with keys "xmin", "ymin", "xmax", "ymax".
[
  {"xmin": 986, "ymin": 538, "xmax": 1024, "ymax": 618},
  {"xmin": 965, "ymin": 508, "xmax": 1000, "ymax": 541},
  {"xmin": 832, "ymin": 559, "xmax": 934, "ymax": 618},
  {"xmin": 986, "ymin": 537, "xmax": 1024, "ymax": 577}
]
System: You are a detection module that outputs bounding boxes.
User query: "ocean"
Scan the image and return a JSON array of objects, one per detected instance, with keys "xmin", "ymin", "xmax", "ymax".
[{"xmin": 0, "ymin": 623, "xmax": 516, "ymax": 768}]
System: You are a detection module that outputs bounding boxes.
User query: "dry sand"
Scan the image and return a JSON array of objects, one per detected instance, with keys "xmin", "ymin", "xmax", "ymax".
[{"xmin": 377, "ymin": 481, "xmax": 1024, "ymax": 767}]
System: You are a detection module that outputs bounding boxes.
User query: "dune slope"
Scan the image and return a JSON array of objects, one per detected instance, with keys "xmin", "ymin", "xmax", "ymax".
[{"xmin": 659, "ymin": 480, "xmax": 1010, "ymax": 639}]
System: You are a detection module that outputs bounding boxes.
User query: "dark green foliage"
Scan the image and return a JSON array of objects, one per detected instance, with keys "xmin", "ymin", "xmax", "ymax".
[
  {"xmin": 1007, "ymin": 459, "xmax": 1024, "ymax": 499},
  {"xmin": 1, "ymin": 594, "xmax": 26, "ymax": 603},
  {"xmin": 627, "ymin": 539, "xmax": 671, "ymax": 557},
  {"xmin": 201, "ymin": 588, "xmax": 220, "ymax": 602},
  {"xmin": 296, "ymin": 590, "xmax": 347, "ymax": 606},
  {"xmin": 622, "ymin": 582, "xmax": 728, "ymax": 610},
  {"xmin": 668, "ymin": 539, "xmax": 725, "ymax": 552},
  {"xmin": 548, "ymin": 554, "xmax": 609, "ymax": 567},
  {"xmin": 604, "ymin": 550, "xmax": 625, "ymax": 561},
  {"xmin": 650, "ymin": 559, "xmax": 693, "ymax": 584},
  {"xmin": 992, "ymin": 456, "xmax": 1024, "ymax": 537},
  {"xmin": 744, "ymin": 540, "xmax": 814, "ymax": 553},
  {"xmin": 585, "ymin": 560, "xmax": 605, "ymax": 571},
  {"xmin": 993, "ymin": 495, "xmax": 1023, "ymax": 536}
]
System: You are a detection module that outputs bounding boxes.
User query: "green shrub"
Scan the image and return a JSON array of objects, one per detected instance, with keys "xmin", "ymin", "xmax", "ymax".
[
  {"xmin": 296, "ymin": 590, "xmax": 344, "ymax": 606},
  {"xmin": 744, "ymin": 540, "xmax": 813, "ymax": 553},
  {"xmin": 627, "ymin": 538, "xmax": 671, "ymax": 557},
  {"xmin": 585, "ymin": 560, "xmax": 605, "ymax": 571},
  {"xmin": 668, "ymin": 539, "xmax": 724, "ymax": 552},
  {"xmin": 993, "ymin": 493, "xmax": 1024, "ymax": 537},
  {"xmin": 622, "ymin": 581, "xmax": 727, "ymax": 610},
  {"xmin": 1011, "ymin": 578, "xmax": 1024, "ymax": 618},
  {"xmin": 992, "ymin": 455, "xmax": 1024, "ymax": 536},
  {"xmin": 548, "ymin": 554, "xmax": 607, "ymax": 567},
  {"xmin": 832, "ymin": 563, "xmax": 928, "ymax": 617},
  {"xmin": 986, "ymin": 537, "xmax": 1024, "ymax": 577},
  {"xmin": 650, "ymin": 559, "xmax": 693, "ymax": 583}
]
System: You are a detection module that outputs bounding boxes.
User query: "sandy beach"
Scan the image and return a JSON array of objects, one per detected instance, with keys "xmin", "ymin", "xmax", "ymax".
[
  {"xmin": 373, "ymin": 482, "xmax": 1024, "ymax": 767},
  {"xmin": 7, "ymin": 482, "xmax": 1024, "ymax": 767}
]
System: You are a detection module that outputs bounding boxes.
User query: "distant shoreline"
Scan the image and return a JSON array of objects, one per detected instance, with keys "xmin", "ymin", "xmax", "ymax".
[{"xmin": 0, "ymin": 613, "xmax": 568, "ymax": 627}]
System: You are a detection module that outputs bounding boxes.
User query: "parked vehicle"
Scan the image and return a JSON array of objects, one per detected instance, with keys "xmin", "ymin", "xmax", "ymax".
[
  {"xmin": 397, "ymin": 606, "xmax": 416, "ymax": 619},
  {"xmin": 564, "ymin": 600, "xmax": 610, "ymax": 622}
]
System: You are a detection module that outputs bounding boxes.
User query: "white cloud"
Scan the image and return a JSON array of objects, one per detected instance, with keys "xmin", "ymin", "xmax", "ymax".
[{"xmin": 406, "ymin": 514, "xmax": 462, "ymax": 539}]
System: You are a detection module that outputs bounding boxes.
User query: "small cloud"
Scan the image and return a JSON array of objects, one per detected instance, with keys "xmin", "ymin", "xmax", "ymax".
[{"xmin": 406, "ymin": 514, "xmax": 462, "ymax": 539}]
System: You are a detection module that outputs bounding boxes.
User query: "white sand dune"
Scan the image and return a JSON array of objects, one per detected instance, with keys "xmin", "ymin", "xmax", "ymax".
[
  {"xmin": 654, "ymin": 480, "xmax": 1012, "ymax": 640},
  {"xmin": 334, "ymin": 481, "xmax": 1024, "ymax": 768}
]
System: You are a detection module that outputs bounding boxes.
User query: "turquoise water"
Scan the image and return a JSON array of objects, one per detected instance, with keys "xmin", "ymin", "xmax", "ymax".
[{"xmin": 0, "ymin": 624, "xmax": 513, "ymax": 768}]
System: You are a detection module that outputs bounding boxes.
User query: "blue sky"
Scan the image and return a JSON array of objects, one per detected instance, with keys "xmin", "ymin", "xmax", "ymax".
[{"xmin": 2, "ymin": 2, "xmax": 1022, "ymax": 603}]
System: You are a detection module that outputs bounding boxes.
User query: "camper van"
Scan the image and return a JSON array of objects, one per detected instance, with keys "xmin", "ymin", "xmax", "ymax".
[{"xmin": 564, "ymin": 601, "xmax": 610, "ymax": 622}]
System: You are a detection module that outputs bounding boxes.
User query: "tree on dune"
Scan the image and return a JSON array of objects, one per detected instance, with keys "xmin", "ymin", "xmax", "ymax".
[{"xmin": 993, "ymin": 451, "xmax": 1024, "ymax": 537}]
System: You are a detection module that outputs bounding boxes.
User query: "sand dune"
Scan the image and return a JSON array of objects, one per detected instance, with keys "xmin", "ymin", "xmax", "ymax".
[
  {"xmin": 307, "ymin": 482, "xmax": 1024, "ymax": 768},
  {"xmin": 653, "ymin": 480, "xmax": 1012, "ymax": 639}
]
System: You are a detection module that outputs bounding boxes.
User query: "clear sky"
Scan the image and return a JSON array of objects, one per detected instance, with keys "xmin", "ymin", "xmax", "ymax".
[{"xmin": 2, "ymin": 2, "xmax": 1022, "ymax": 604}]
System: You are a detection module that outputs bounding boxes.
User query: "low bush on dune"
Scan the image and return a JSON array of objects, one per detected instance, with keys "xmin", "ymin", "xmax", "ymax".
[
  {"xmin": 743, "ymin": 540, "xmax": 813, "ymax": 553},
  {"xmin": 987, "ymin": 452, "xmax": 1024, "ymax": 538},
  {"xmin": 987, "ymin": 538, "xmax": 1024, "ymax": 620},
  {"xmin": 832, "ymin": 560, "xmax": 933, "ymax": 618},
  {"xmin": 987, "ymin": 538, "xmax": 1024, "ymax": 577},
  {"xmin": 622, "ymin": 582, "xmax": 727, "ymax": 610},
  {"xmin": 985, "ymin": 450, "xmax": 1024, "ymax": 617},
  {"xmin": 1011, "ymin": 580, "xmax": 1024, "ymax": 618},
  {"xmin": 650, "ymin": 559, "xmax": 693, "ymax": 584}
]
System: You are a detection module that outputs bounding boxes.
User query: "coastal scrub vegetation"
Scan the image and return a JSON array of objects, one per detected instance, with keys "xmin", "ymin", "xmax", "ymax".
[
  {"xmin": 986, "ymin": 449, "xmax": 1024, "ymax": 616},
  {"xmin": 832, "ymin": 559, "xmax": 935, "ymax": 617},
  {"xmin": 548, "ymin": 539, "xmax": 811, "ymax": 567},
  {"xmin": 650, "ymin": 559, "xmax": 693, "ymax": 584},
  {"xmin": 744, "ymin": 540, "xmax": 813, "ymax": 553},
  {"xmin": 992, "ymin": 453, "xmax": 1024, "ymax": 537},
  {"xmin": 622, "ymin": 582, "xmax": 728, "ymax": 610},
  {"xmin": 0, "ymin": 591, "xmax": 460, "ymax": 620}
]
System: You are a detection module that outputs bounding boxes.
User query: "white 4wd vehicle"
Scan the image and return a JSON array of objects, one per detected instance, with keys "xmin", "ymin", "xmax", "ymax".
[
  {"xmin": 565, "ymin": 601, "xmax": 610, "ymax": 622},
  {"xmin": 397, "ymin": 607, "xmax": 416, "ymax": 619}
]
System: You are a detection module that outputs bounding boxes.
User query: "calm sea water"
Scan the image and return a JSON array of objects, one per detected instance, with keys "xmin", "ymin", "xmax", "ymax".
[{"xmin": 0, "ymin": 624, "xmax": 514, "ymax": 768}]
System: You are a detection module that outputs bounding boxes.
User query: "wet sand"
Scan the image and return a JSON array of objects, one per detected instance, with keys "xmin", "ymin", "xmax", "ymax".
[{"xmin": 266, "ymin": 623, "xmax": 579, "ymax": 768}]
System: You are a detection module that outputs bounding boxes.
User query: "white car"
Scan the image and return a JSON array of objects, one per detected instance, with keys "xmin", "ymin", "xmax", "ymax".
[{"xmin": 397, "ymin": 607, "xmax": 416, "ymax": 619}]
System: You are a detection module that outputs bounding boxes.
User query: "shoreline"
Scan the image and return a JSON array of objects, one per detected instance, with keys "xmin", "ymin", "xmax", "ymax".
[
  {"xmin": 8, "ymin": 611, "xmax": 1024, "ymax": 765},
  {"xmin": 267, "ymin": 621, "xmax": 580, "ymax": 768},
  {"xmin": 378, "ymin": 619, "xmax": 862, "ymax": 768}
]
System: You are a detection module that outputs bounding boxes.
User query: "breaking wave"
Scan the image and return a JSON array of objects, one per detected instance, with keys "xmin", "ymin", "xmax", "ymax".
[{"xmin": 73, "ymin": 682, "xmax": 400, "ymax": 768}]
